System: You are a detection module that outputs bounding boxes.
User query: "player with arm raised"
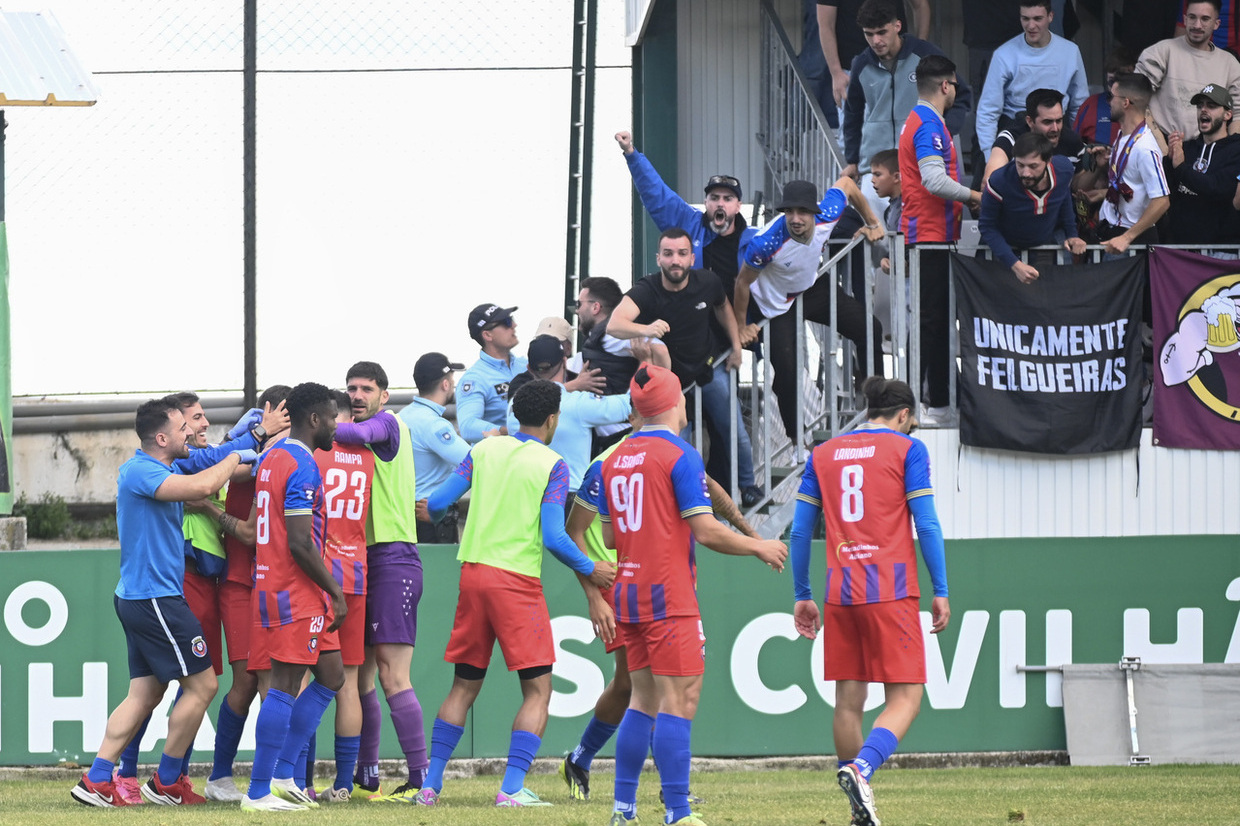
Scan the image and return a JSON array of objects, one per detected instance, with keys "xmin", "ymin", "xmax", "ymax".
[
  {"xmin": 601, "ymin": 364, "xmax": 787, "ymax": 826},
  {"xmin": 789, "ymin": 376, "xmax": 950, "ymax": 826}
]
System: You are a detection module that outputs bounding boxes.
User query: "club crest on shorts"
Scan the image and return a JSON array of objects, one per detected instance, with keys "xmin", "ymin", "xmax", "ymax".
[
  {"xmin": 308, "ymin": 637, "xmax": 318, "ymax": 653},
  {"xmin": 191, "ymin": 635, "xmax": 207, "ymax": 658}
]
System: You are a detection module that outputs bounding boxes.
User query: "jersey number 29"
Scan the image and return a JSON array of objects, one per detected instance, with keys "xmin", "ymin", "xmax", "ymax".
[{"xmin": 610, "ymin": 473, "xmax": 645, "ymax": 533}]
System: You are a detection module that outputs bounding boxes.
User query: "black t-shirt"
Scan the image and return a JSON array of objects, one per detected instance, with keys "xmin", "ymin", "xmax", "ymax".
[
  {"xmin": 993, "ymin": 123, "xmax": 1086, "ymax": 167},
  {"xmin": 961, "ymin": 0, "xmax": 1023, "ymax": 50},
  {"xmin": 816, "ymin": 0, "xmax": 909, "ymax": 69},
  {"xmin": 627, "ymin": 269, "xmax": 725, "ymax": 388}
]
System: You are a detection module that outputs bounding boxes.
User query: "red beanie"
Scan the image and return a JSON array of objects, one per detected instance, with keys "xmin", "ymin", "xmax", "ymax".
[{"xmin": 630, "ymin": 363, "xmax": 681, "ymax": 418}]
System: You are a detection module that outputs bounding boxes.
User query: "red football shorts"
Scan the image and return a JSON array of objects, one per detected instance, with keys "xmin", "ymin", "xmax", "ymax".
[
  {"xmin": 443, "ymin": 562, "xmax": 554, "ymax": 671},
  {"xmin": 336, "ymin": 592, "xmax": 366, "ymax": 666},
  {"xmin": 182, "ymin": 569, "xmax": 223, "ymax": 675},
  {"xmin": 250, "ymin": 614, "xmax": 339, "ymax": 670},
  {"xmin": 218, "ymin": 580, "xmax": 251, "ymax": 665},
  {"xmin": 822, "ymin": 596, "xmax": 926, "ymax": 683},
  {"xmin": 617, "ymin": 615, "xmax": 705, "ymax": 677}
]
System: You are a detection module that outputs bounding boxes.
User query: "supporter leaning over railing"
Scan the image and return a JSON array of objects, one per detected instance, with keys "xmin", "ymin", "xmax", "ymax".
[
  {"xmin": 979, "ymin": 132, "xmax": 1086, "ymax": 285},
  {"xmin": 981, "ymin": 88, "xmax": 1084, "ymax": 188}
]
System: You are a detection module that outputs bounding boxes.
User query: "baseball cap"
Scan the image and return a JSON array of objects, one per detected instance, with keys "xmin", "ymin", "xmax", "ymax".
[
  {"xmin": 413, "ymin": 352, "xmax": 465, "ymax": 388},
  {"xmin": 528, "ymin": 334, "xmax": 566, "ymax": 372},
  {"xmin": 704, "ymin": 173, "xmax": 742, "ymax": 200},
  {"xmin": 775, "ymin": 179, "xmax": 822, "ymax": 213},
  {"xmin": 1191, "ymin": 83, "xmax": 1232, "ymax": 110},
  {"xmin": 630, "ymin": 363, "xmax": 682, "ymax": 418},
  {"xmin": 468, "ymin": 303, "xmax": 517, "ymax": 343},
  {"xmin": 535, "ymin": 316, "xmax": 573, "ymax": 343}
]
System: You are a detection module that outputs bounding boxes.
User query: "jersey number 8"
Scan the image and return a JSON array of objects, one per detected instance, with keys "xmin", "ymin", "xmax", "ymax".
[
  {"xmin": 610, "ymin": 472, "xmax": 645, "ymax": 533},
  {"xmin": 840, "ymin": 464, "xmax": 864, "ymax": 523},
  {"xmin": 255, "ymin": 490, "xmax": 271, "ymax": 544}
]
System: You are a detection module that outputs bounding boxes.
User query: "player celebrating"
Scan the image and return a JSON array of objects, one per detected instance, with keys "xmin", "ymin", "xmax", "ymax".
[
  {"xmin": 312, "ymin": 389, "xmax": 375, "ymax": 801},
  {"xmin": 789, "ymin": 377, "xmax": 950, "ymax": 826},
  {"xmin": 240, "ymin": 382, "xmax": 348, "ymax": 812},
  {"xmin": 601, "ymin": 364, "xmax": 787, "ymax": 826},
  {"xmin": 415, "ymin": 379, "xmax": 616, "ymax": 808}
]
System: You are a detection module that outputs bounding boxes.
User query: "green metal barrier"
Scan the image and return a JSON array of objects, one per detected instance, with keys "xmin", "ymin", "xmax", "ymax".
[{"xmin": 1, "ymin": 537, "xmax": 1237, "ymax": 765}]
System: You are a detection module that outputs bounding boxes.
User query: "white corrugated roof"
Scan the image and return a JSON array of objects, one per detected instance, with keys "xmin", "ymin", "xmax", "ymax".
[{"xmin": 0, "ymin": 10, "xmax": 97, "ymax": 106}]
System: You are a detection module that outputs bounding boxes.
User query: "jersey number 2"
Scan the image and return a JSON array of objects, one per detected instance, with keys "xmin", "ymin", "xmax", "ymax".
[
  {"xmin": 325, "ymin": 468, "xmax": 367, "ymax": 521},
  {"xmin": 839, "ymin": 464, "xmax": 864, "ymax": 523},
  {"xmin": 610, "ymin": 473, "xmax": 645, "ymax": 533}
]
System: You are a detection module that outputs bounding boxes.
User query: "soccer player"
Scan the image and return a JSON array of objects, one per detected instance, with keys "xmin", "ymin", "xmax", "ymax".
[
  {"xmin": 312, "ymin": 389, "xmax": 375, "ymax": 801},
  {"xmin": 559, "ymin": 409, "xmax": 759, "ymax": 803},
  {"xmin": 789, "ymin": 376, "xmax": 950, "ymax": 826},
  {"xmin": 414, "ymin": 379, "xmax": 616, "ymax": 808},
  {"xmin": 601, "ymin": 364, "xmax": 788, "ymax": 826},
  {"xmin": 239, "ymin": 382, "xmax": 349, "ymax": 812},
  {"xmin": 70, "ymin": 399, "xmax": 255, "ymax": 807}
]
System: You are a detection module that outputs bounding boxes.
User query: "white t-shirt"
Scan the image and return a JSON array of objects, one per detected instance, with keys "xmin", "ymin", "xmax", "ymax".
[{"xmin": 1099, "ymin": 126, "xmax": 1169, "ymax": 229}]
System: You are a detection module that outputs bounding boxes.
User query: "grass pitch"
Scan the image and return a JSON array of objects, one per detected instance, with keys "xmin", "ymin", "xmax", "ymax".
[{"xmin": 5, "ymin": 763, "xmax": 1240, "ymax": 825}]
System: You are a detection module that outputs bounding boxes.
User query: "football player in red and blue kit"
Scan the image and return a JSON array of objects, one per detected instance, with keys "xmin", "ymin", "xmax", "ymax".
[
  {"xmin": 600, "ymin": 364, "xmax": 787, "ymax": 826},
  {"xmin": 790, "ymin": 376, "xmax": 950, "ymax": 826}
]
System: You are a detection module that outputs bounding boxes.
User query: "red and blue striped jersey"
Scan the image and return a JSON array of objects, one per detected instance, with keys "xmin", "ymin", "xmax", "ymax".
[
  {"xmin": 899, "ymin": 102, "xmax": 963, "ymax": 243},
  {"xmin": 797, "ymin": 423, "xmax": 933, "ymax": 606},
  {"xmin": 315, "ymin": 442, "xmax": 374, "ymax": 596},
  {"xmin": 254, "ymin": 438, "xmax": 328, "ymax": 626},
  {"xmin": 599, "ymin": 428, "xmax": 712, "ymax": 623}
]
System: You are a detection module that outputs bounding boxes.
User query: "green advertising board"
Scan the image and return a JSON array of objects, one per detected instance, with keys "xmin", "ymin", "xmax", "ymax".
[{"xmin": 1, "ymin": 537, "xmax": 1238, "ymax": 765}]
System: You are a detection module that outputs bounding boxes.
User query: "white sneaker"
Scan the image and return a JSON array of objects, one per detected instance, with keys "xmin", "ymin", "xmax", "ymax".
[
  {"xmin": 270, "ymin": 776, "xmax": 318, "ymax": 808},
  {"xmin": 204, "ymin": 776, "xmax": 243, "ymax": 802},
  {"xmin": 240, "ymin": 793, "xmax": 309, "ymax": 812},
  {"xmin": 320, "ymin": 786, "xmax": 352, "ymax": 803},
  {"xmin": 919, "ymin": 405, "xmax": 957, "ymax": 429}
]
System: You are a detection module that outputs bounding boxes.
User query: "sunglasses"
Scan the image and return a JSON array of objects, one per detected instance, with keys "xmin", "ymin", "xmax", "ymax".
[
  {"xmin": 484, "ymin": 318, "xmax": 515, "ymax": 331},
  {"xmin": 944, "ymin": 80, "xmax": 960, "ymax": 91},
  {"xmin": 572, "ymin": 298, "xmax": 598, "ymax": 310},
  {"xmin": 706, "ymin": 174, "xmax": 740, "ymax": 189}
]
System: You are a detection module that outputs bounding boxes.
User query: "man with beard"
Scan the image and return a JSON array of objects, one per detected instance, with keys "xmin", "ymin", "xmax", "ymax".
[
  {"xmin": 1138, "ymin": 0, "xmax": 1240, "ymax": 140},
  {"xmin": 982, "ymin": 88, "xmax": 1086, "ymax": 186},
  {"xmin": 615, "ymin": 131, "xmax": 763, "ymax": 506},
  {"xmin": 1167, "ymin": 83, "xmax": 1240, "ymax": 247},
  {"xmin": 400, "ymin": 353, "xmax": 471, "ymax": 544},
  {"xmin": 980, "ymin": 132, "xmax": 1086, "ymax": 284},
  {"xmin": 1097, "ymin": 73, "xmax": 1170, "ymax": 257}
]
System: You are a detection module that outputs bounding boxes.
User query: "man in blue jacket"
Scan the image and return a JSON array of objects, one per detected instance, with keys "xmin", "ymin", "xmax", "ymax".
[
  {"xmin": 616, "ymin": 130, "xmax": 763, "ymax": 507},
  {"xmin": 842, "ymin": 0, "xmax": 971, "ymax": 200}
]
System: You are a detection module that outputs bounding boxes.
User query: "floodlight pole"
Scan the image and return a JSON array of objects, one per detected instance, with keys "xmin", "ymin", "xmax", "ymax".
[{"xmin": 242, "ymin": 0, "xmax": 257, "ymax": 408}]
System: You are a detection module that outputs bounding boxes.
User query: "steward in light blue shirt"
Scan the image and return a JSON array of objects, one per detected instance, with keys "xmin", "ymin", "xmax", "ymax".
[
  {"xmin": 399, "ymin": 352, "xmax": 471, "ymax": 501},
  {"xmin": 458, "ymin": 303, "xmax": 528, "ymax": 443}
]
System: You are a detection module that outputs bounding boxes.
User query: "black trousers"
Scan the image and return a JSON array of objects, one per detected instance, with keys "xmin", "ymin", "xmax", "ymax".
[
  {"xmin": 767, "ymin": 275, "xmax": 883, "ymax": 440},
  {"xmin": 917, "ymin": 247, "xmax": 952, "ymax": 409}
]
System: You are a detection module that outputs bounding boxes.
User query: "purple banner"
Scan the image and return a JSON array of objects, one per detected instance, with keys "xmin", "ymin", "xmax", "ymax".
[{"xmin": 1151, "ymin": 247, "xmax": 1240, "ymax": 450}]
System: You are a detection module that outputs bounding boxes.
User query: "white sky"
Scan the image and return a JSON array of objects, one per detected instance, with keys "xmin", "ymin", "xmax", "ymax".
[{"xmin": 2, "ymin": 1, "xmax": 635, "ymax": 396}]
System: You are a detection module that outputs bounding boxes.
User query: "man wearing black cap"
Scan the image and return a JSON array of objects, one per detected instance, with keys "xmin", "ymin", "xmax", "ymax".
[
  {"xmin": 400, "ymin": 353, "xmax": 471, "ymax": 544},
  {"xmin": 735, "ymin": 176, "xmax": 885, "ymax": 447},
  {"xmin": 1168, "ymin": 82, "xmax": 1240, "ymax": 246},
  {"xmin": 459, "ymin": 303, "xmax": 526, "ymax": 444}
]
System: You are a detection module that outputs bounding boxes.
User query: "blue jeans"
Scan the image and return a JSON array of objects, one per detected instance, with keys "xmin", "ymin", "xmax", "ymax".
[{"xmin": 695, "ymin": 362, "xmax": 755, "ymax": 490}]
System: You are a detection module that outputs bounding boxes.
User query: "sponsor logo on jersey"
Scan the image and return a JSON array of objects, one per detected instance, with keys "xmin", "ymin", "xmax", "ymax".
[{"xmin": 191, "ymin": 635, "xmax": 207, "ymax": 658}]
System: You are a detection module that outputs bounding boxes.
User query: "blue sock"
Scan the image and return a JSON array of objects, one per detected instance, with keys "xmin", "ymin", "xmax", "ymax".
[
  {"xmin": 852, "ymin": 727, "xmax": 899, "ymax": 780},
  {"xmin": 293, "ymin": 743, "xmax": 309, "ymax": 789},
  {"xmin": 500, "ymin": 730, "xmax": 541, "ymax": 795},
  {"xmin": 613, "ymin": 709, "xmax": 654, "ymax": 819},
  {"xmin": 295, "ymin": 732, "xmax": 316, "ymax": 789},
  {"xmin": 210, "ymin": 696, "xmax": 247, "ymax": 781},
  {"xmin": 333, "ymin": 735, "xmax": 361, "ymax": 791},
  {"xmin": 274, "ymin": 682, "xmax": 336, "ymax": 781},
  {"xmin": 157, "ymin": 751, "xmax": 183, "ymax": 786},
  {"xmin": 570, "ymin": 715, "xmax": 620, "ymax": 772},
  {"xmin": 246, "ymin": 688, "xmax": 294, "ymax": 799},
  {"xmin": 653, "ymin": 713, "xmax": 693, "ymax": 824},
  {"xmin": 118, "ymin": 715, "xmax": 150, "ymax": 778},
  {"xmin": 423, "ymin": 718, "xmax": 465, "ymax": 793},
  {"xmin": 87, "ymin": 757, "xmax": 115, "ymax": 785}
]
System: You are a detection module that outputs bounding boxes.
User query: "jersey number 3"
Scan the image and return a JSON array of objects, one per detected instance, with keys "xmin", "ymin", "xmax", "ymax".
[
  {"xmin": 839, "ymin": 464, "xmax": 864, "ymax": 523},
  {"xmin": 610, "ymin": 473, "xmax": 645, "ymax": 533}
]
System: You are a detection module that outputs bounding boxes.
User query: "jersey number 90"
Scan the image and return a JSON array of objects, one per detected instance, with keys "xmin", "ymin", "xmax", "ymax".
[{"xmin": 610, "ymin": 473, "xmax": 645, "ymax": 533}]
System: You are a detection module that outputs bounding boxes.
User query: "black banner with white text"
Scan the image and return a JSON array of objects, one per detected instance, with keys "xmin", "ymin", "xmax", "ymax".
[{"xmin": 952, "ymin": 253, "xmax": 1144, "ymax": 454}]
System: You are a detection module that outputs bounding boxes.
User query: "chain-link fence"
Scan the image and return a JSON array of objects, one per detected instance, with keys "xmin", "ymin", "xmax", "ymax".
[{"xmin": 6, "ymin": 1, "xmax": 632, "ymax": 396}]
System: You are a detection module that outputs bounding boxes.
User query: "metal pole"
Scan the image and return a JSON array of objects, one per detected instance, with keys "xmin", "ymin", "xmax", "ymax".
[
  {"xmin": 564, "ymin": 0, "xmax": 586, "ymax": 315},
  {"xmin": 576, "ymin": 0, "xmax": 597, "ymax": 318},
  {"xmin": 0, "ymin": 111, "xmax": 6, "ymax": 223},
  {"xmin": 243, "ymin": 0, "xmax": 257, "ymax": 408}
]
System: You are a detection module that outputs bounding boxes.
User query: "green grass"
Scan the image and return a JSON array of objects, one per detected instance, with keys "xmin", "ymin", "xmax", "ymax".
[{"xmin": 6, "ymin": 764, "xmax": 1240, "ymax": 825}]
